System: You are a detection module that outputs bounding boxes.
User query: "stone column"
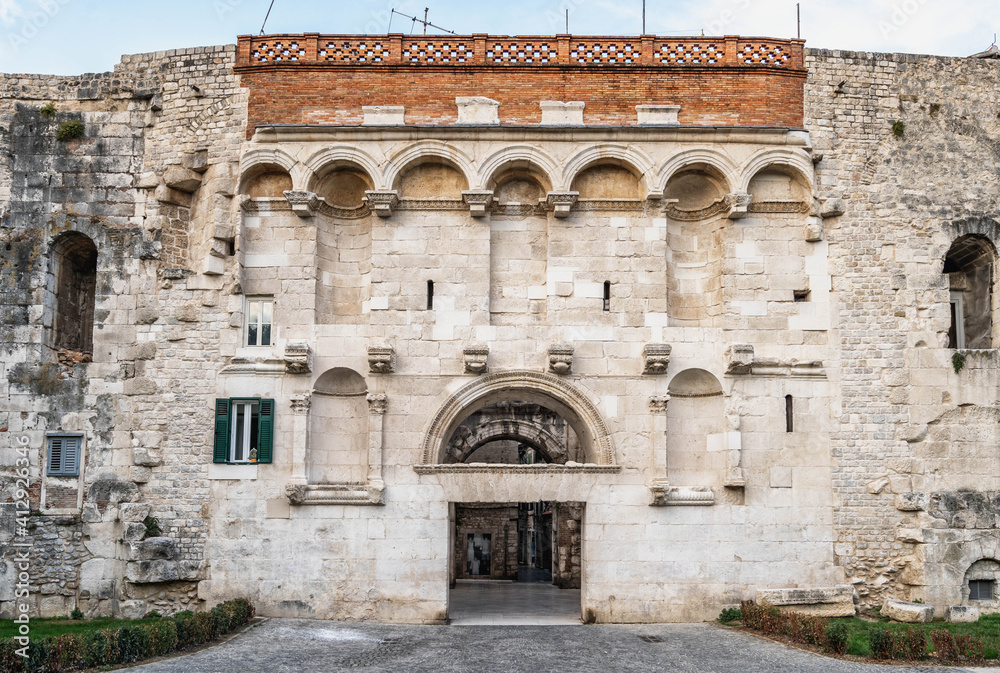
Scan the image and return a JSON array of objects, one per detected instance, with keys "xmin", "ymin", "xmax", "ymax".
[
  {"xmin": 289, "ymin": 394, "xmax": 311, "ymax": 485},
  {"xmin": 649, "ymin": 395, "xmax": 670, "ymax": 489},
  {"xmin": 367, "ymin": 393, "xmax": 387, "ymax": 493}
]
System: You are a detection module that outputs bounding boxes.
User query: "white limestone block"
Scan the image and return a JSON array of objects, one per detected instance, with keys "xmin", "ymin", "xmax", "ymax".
[
  {"xmin": 456, "ymin": 96, "xmax": 500, "ymax": 125},
  {"xmin": 362, "ymin": 105, "xmax": 406, "ymax": 125},
  {"xmin": 884, "ymin": 598, "xmax": 933, "ymax": 623},
  {"xmin": 635, "ymin": 104, "xmax": 681, "ymax": 126},
  {"xmin": 770, "ymin": 467, "xmax": 793, "ymax": 488},
  {"xmin": 539, "ymin": 101, "xmax": 585, "ymax": 126}
]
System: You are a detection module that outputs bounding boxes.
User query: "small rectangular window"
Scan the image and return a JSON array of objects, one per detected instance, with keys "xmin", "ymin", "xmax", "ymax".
[
  {"xmin": 969, "ymin": 579, "xmax": 994, "ymax": 601},
  {"xmin": 245, "ymin": 298, "xmax": 273, "ymax": 347},
  {"xmin": 793, "ymin": 290, "xmax": 810, "ymax": 302},
  {"xmin": 603, "ymin": 281, "xmax": 611, "ymax": 311},
  {"xmin": 47, "ymin": 435, "xmax": 81, "ymax": 477},
  {"xmin": 949, "ymin": 290, "xmax": 965, "ymax": 349}
]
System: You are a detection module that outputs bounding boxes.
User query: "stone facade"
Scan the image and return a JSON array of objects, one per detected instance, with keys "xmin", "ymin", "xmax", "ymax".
[{"xmin": 1, "ymin": 35, "xmax": 999, "ymax": 624}]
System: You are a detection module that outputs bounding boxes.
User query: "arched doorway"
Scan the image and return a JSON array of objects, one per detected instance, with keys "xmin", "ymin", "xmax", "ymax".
[{"xmin": 423, "ymin": 372, "xmax": 611, "ymax": 624}]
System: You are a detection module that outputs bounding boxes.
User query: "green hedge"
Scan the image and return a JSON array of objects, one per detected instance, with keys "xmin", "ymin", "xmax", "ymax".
[{"xmin": 0, "ymin": 598, "xmax": 254, "ymax": 673}]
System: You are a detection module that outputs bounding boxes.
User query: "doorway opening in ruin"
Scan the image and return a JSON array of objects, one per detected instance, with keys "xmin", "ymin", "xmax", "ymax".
[{"xmin": 448, "ymin": 501, "xmax": 584, "ymax": 624}]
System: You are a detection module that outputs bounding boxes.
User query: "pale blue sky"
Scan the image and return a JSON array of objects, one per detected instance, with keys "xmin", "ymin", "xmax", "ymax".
[{"xmin": 0, "ymin": 0, "xmax": 997, "ymax": 75}]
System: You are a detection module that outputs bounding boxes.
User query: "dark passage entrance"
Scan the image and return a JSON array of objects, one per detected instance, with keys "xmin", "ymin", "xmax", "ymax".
[{"xmin": 452, "ymin": 502, "xmax": 582, "ymax": 588}]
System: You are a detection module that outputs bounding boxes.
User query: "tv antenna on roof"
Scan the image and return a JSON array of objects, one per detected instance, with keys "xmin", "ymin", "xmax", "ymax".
[
  {"xmin": 388, "ymin": 8, "xmax": 456, "ymax": 35},
  {"xmin": 259, "ymin": 0, "xmax": 276, "ymax": 35}
]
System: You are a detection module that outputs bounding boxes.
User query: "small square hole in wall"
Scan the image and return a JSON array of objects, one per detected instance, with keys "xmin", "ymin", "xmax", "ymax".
[{"xmin": 794, "ymin": 290, "xmax": 810, "ymax": 302}]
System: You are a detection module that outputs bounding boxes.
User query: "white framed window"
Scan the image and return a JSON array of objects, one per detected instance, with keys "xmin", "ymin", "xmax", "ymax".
[
  {"xmin": 245, "ymin": 297, "xmax": 273, "ymax": 347},
  {"xmin": 949, "ymin": 290, "xmax": 965, "ymax": 349},
  {"xmin": 47, "ymin": 435, "xmax": 82, "ymax": 477}
]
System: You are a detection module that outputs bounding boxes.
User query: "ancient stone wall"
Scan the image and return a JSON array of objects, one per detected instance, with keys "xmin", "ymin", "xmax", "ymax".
[{"xmin": 806, "ymin": 48, "xmax": 1000, "ymax": 608}]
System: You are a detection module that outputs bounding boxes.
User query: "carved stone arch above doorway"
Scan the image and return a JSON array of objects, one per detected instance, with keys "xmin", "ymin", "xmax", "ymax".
[{"xmin": 421, "ymin": 370, "xmax": 615, "ymax": 465}]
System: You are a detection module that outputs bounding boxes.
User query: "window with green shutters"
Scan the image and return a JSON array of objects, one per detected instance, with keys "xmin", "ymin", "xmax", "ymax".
[
  {"xmin": 47, "ymin": 435, "xmax": 82, "ymax": 476},
  {"xmin": 213, "ymin": 398, "xmax": 274, "ymax": 463}
]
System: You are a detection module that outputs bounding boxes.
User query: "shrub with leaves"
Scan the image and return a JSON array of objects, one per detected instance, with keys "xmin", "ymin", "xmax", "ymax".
[
  {"xmin": 55, "ymin": 120, "xmax": 85, "ymax": 142},
  {"xmin": 867, "ymin": 626, "xmax": 896, "ymax": 659},
  {"xmin": 898, "ymin": 627, "xmax": 927, "ymax": 661},
  {"xmin": 824, "ymin": 621, "xmax": 850, "ymax": 655},
  {"xmin": 40, "ymin": 103, "xmax": 56, "ymax": 117},
  {"xmin": 143, "ymin": 515, "xmax": 162, "ymax": 539},
  {"xmin": 718, "ymin": 607, "xmax": 742, "ymax": 623},
  {"xmin": 955, "ymin": 634, "xmax": 986, "ymax": 662},
  {"xmin": 931, "ymin": 628, "xmax": 958, "ymax": 661}
]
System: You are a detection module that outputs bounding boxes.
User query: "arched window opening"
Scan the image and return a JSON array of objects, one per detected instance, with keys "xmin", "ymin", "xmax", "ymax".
[
  {"xmin": 446, "ymin": 402, "xmax": 582, "ymax": 465},
  {"xmin": 964, "ymin": 559, "xmax": 1000, "ymax": 606},
  {"xmin": 944, "ymin": 235, "xmax": 996, "ymax": 349},
  {"xmin": 51, "ymin": 233, "xmax": 98, "ymax": 357}
]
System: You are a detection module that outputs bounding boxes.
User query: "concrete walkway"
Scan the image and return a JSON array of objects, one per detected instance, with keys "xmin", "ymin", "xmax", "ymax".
[
  {"xmin": 122, "ymin": 618, "xmax": 985, "ymax": 673},
  {"xmin": 449, "ymin": 582, "xmax": 582, "ymax": 624}
]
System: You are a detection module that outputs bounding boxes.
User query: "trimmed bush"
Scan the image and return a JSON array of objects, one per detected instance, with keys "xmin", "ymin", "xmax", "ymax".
[
  {"xmin": 867, "ymin": 626, "xmax": 895, "ymax": 659},
  {"xmin": 718, "ymin": 607, "xmax": 742, "ymax": 623},
  {"xmin": 898, "ymin": 627, "xmax": 926, "ymax": 661},
  {"xmin": 955, "ymin": 634, "xmax": 986, "ymax": 663},
  {"xmin": 824, "ymin": 621, "xmax": 850, "ymax": 655},
  {"xmin": 931, "ymin": 628, "xmax": 958, "ymax": 661},
  {"xmin": 0, "ymin": 598, "xmax": 254, "ymax": 672}
]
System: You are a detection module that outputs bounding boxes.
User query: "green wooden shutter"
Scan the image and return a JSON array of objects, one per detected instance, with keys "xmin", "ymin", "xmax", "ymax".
[
  {"xmin": 257, "ymin": 399, "xmax": 274, "ymax": 463},
  {"xmin": 213, "ymin": 399, "xmax": 231, "ymax": 463}
]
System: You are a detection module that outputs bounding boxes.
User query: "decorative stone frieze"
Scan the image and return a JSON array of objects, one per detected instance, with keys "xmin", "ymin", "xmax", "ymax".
[
  {"xmin": 463, "ymin": 343, "xmax": 489, "ymax": 374},
  {"xmin": 285, "ymin": 483, "xmax": 384, "ymax": 506},
  {"xmin": 545, "ymin": 191, "xmax": 579, "ymax": 218},
  {"xmin": 643, "ymin": 344, "xmax": 671, "ymax": 375},
  {"xmin": 726, "ymin": 344, "xmax": 755, "ymax": 375},
  {"xmin": 283, "ymin": 190, "xmax": 320, "ymax": 217},
  {"xmin": 367, "ymin": 343, "xmax": 395, "ymax": 374},
  {"xmin": 635, "ymin": 104, "xmax": 681, "ymax": 126},
  {"xmin": 461, "ymin": 190, "xmax": 494, "ymax": 217},
  {"xmin": 724, "ymin": 192, "xmax": 752, "ymax": 219},
  {"xmin": 548, "ymin": 344, "xmax": 574, "ymax": 375},
  {"xmin": 363, "ymin": 189, "xmax": 400, "ymax": 217},
  {"xmin": 651, "ymin": 486, "xmax": 715, "ymax": 506},
  {"xmin": 283, "ymin": 342, "xmax": 313, "ymax": 374}
]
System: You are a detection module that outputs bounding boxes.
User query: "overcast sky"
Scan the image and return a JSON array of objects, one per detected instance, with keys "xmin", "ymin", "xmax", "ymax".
[{"xmin": 0, "ymin": 0, "xmax": 997, "ymax": 75}]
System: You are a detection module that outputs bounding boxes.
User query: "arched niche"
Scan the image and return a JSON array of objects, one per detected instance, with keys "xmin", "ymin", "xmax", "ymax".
[
  {"xmin": 746, "ymin": 166, "xmax": 811, "ymax": 215},
  {"xmin": 422, "ymin": 371, "xmax": 614, "ymax": 465},
  {"xmin": 944, "ymin": 234, "xmax": 998, "ymax": 349},
  {"xmin": 313, "ymin": 167, "xmax": 373, "ymax": 208},
  {"xmin": 665, "ymin": 368, "xmax": 725, "ymax": 486},
  {"xmin": 309, "ymin": 368, "xmax": 369, "ymax": 483},
  {"xmin": 241, "ymin": 163, "xmax": 293, "ymax": 198},
  {"xmin": 396, "ymin": 160, "xmax": 470, "ymax": 199},
  {"xmin": 663, "ymin": 167, "xmax": 728, "ymax": 327},
  {"xmin": 964, "ymin": 558, "xmax": 1000, "ymax": 609},
  {"xmin": 570, "ymin": 162, "xmax": 642, "ymax": 200},
  {"xmin": 490, "ymin": 167, "xmax": 550, "ymax": 205},
  {"xmin": 49, "ymin": 232, "xmax": 98, "ymax": 356}
]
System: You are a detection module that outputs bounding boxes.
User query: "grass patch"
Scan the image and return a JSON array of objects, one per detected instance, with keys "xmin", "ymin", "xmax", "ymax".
[
  {"xmin": 0, "ymin": 617, "xmax": 163, "ymax": 640},
  {"xmin": 830, "ymin": 611, "xmax": 1000, "ymax": 658}
]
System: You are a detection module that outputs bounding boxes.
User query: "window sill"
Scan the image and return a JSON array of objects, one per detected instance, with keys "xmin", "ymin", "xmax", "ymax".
[{"xmin": 207, "ymin": 463, "xmax": 258, "ymax": 480}]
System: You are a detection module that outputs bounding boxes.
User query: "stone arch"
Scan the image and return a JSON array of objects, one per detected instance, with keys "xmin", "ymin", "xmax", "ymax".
[
  {"xmin": 666, "ymin": 368, "xmax": 726, "ymax": 487},
  {"xmin": 561, "ymin": 144, "xmax": 656, "ymax": 196},
  {"xmin": 475, "ymin": 145, "xmax": 559, "ymax": 192},
  {"xmin": 48, "ymin": 231, "xmax": 98, "ymax": 355},
  {"xmin": 421, "ymin": 371, "xmax": 615, "ymax": 465},
  {"xmin": 239, "ymin": 148, "xmax": 302, "ymax": 193},
  {"xmin": 384, "ymin": 140, "xmax": 476, "ymax": 193},
  {"xmin": 655, "ymin": 148, "xmax": 740, "ymax": 196},
  {"xmin": 943, "ymin": 234, "xmax": 998, "ymax": 349},
  {"xmin": 668, "ymin": 368, "xmax": 724, "ymax": 397},
  {"xmin": 302, "ymin": 145, "xmax": 382, "ymax": 191},
  {"xmin": 448, "ymin": 418, "xmax": 569, "ymax": 464},
  {"xmin": 963, "ymin": 557, "xmax": 1000, "ymax": 608},
  {"xmin": 946, "ymin": 216, "xmax": 1000, "ymax": 249},
  {"xmin": 737, "ymin": 149, "xmax": 815, "ymax": 195}
]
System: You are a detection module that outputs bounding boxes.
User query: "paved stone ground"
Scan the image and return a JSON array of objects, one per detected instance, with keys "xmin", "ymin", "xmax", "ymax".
[{"xmin": 122, "ymin": 618, "xmax": 989, "ymax": 673}]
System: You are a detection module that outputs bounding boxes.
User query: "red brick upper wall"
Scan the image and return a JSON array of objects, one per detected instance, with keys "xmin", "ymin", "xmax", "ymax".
[{"xmin": 235, "ymin": 34, "xmax": 806, "ymax": 136}]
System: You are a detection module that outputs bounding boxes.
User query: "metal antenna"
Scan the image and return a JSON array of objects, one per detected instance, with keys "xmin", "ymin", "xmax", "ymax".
[
  {"xmin": 796, "ymin": 3, "xmax": 801, "ymax": 39},
  {"xmin": 389, "ymin": 8, "xmax": 456, "ymax": 35},
  {"xmin": 642, "ymin": 0, "xmax": 645, "ymax": 34},
  {"xmin": 565, "ymin": 9, "xmax": 569, "ymax": 33},
  {"xmin": 259, "ymin": 0, "xmax": 276, "ymax": 35}
]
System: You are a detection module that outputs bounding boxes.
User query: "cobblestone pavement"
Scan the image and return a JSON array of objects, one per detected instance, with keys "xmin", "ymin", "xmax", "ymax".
[{"xmin": 122, "ymin": 618, "xmax": 989, "ymax": 673}]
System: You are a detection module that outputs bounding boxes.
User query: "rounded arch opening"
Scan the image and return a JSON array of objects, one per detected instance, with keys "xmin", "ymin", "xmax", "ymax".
[
  {"xmin": 668, "ymin": 368, "xmax": 724, "ymax": 397},
  {"xmin": 50, "ymin": 231, "xmax": 98, "ymax": 356},
  {"xmin": 964, "ymin": 558, "xmax": 1000, "ymax": 608},
  {"xmin": 746, "ymin": 165, "xmax": 810, "ymax": 205},
  {"xmin": 395, "ymin": 159, "xmax": 470, "ymax": 198},
  {"xmin": 422, "ymin": 371, "xmax": 614, "ymax": 465},
  {"xmin": 488, "ymin": 164, "xmax": 552, "ymax": 205},
  {"xmin": 312, "ymin": 166, "xmax": 374, "ymax": 208},
  {"xmin": 447, "ymin": 404, "xmax": 580, "ymax": 465},
  {"xmin": 664, "ymin": 167, "xmax": 728, "ymax": 212},
  {"xmin": 570, "ymin": 160, "xmax": 643, "ymax": 200},
  {"xmin": 944, "ymin": 234, "xmax": 998, "ymax": 349},
  {"xmin": 240, "ymin": 163, "xmax": 293, "ymax": 198}
]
